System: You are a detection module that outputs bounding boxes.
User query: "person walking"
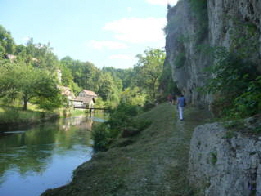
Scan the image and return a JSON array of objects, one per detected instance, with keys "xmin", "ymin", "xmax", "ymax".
[
  {"xmin": 167, "ymin": 94, "xmax": 173, "ymax": 104},
  {"xmin": 176, "ymin": 94, "xmax": 186, "ymax": 121}
]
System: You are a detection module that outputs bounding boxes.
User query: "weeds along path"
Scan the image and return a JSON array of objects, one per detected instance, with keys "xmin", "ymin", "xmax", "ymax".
[{"xmin": 42, "ymin": 103, "xmax": 211, "ymax": 196}]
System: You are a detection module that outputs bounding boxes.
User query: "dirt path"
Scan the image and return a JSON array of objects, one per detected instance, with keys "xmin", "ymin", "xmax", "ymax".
[{"xmin": 42, "ymin": 103, "xmax": 212, "ymax": 196}]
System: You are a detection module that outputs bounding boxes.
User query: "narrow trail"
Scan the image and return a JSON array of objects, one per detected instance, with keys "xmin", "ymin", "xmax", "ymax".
[{"xmin": 42, "ymin": 103, "xmax": 212, "ymax": 196}]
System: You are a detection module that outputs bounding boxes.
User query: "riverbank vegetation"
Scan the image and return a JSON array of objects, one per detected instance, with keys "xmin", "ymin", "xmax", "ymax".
[
  {"xmin": 42, "ymin": 104, "xmax": 213, "ymax": 196},
  {"xmin": 91, "ymin": 103, "xmax": 152, "ymax": 151},
  {"xmin": 0, "ymin": 106, "xmax": 58, "ymax": 128},
  {"xmin": 0, "ymin": 24, "xmax": 173, "ymax": 127}
]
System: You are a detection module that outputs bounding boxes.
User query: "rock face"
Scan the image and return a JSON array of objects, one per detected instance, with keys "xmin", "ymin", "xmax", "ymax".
[
  {"xmin": 189, "ymin": 121, "xmax": 261, "ymax": 196},
  {"xmin": 165, "ymin": 0, "xmax": 261, "ymax": 106}
]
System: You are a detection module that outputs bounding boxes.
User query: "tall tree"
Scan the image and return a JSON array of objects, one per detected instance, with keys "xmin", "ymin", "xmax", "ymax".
[
  {"xmin": 0, "ymin": 25, "xmax": 15, "ymax": 56},
  {"xmin": 134, "ymin": 48, "xmax": 166, "ymax": 100}
]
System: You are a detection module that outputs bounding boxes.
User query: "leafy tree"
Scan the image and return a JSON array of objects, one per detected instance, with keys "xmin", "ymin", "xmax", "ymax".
[
  {"xmin": 121, "ymin": 86, "xmax": 146, "ymax": 106},
  {"xmin": 0, "ymin": 25, "xmax": 15, "ymax": 56},
  {"xmin": 159, "ymin": 61, "xmax": 179, "ymax": 100},
  {"xmin": 60, "ymin": 57, "xmax": 100, "ymax": 92},
  {"xmin": 0, "ymin": 62, "xmax": 62, "ymax": 111},
  {"xmin": 134, "ymin": 48, "xmax": 166, "ymax": 101},
  {"xmin": 102, "ymin": 67, "xmax": 134, "ymax": 90},
  {"xmin": 15, "ymin": 39, "xmax": 59, "ymax": 70},
  {"xmin": 98, "ymin": 72, "xmax": 116, "ymax": 101}
]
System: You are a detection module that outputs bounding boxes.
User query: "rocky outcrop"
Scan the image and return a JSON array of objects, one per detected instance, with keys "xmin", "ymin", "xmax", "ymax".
[
  {"xmin": 165, "ymin": 0, "xmax": 261, "ymax": 106},
  {"xmin": 189, "ymin": 116, "xmax": 261, "ymax": 196}
]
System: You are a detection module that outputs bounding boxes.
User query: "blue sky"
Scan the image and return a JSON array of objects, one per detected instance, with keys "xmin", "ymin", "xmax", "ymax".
[{"xmin": 1, "ymin": 0, "xmax": 178, "ymax": 69}]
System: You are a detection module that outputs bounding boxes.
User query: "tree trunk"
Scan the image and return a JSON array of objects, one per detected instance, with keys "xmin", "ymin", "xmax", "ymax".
[{"xmin": 23, "ymin": 94, "xmax": 28, "ymax": 111}]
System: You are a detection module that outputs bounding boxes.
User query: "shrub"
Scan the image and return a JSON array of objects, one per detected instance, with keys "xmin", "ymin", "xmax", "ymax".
[
  {"xmin": 91, "ymin": 124, "xmax": 120, "ymax": 152},
  {"xmin": 203, "ymin": 48, "xmax": 260, "ymax": 118},
  {"xmin": 91, "ymin": 103, "xmax": 151, "ymax": 152}
]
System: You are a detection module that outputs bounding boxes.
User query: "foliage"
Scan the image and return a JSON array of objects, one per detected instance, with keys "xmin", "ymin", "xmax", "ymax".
[
  {"xmin": 159, "ymin": 62, "xmax": 179, "ymax": 100},
  {"xmin": 0, "ymin": 106, "xmax": 54, "ymax": 124},
  {"xmin": 98, "ymin": 71, "xmax": 121, "ymax": 104},
  {"xmin": 133, "ymin": 48, "xmax": 166, "ymax": 101},
  {"xmin": 91, "ymin": 103, "xmax": 150, "ymax": 151},
  {"xmin": 210, "ymin": 152, "xmax": 217, "ymax": 166},
  {"xmin": 232, "ymin": 76, "xmax": 261, "ymax": 117},
  {"xmin": 60, "ymin": 57, "xmax": 124, "ymax": 105},
  {"xmin": 189, "ymin": 0, "xmax": 208, "ymax": 43},
  {"xmin": 106, "ymin": 103, "xmax": 142, "ymax": 129},
  {"xmin": 0, "ymin": 25, "xmax": 15, "ymax": 55},
  {"xmin": 91, "ymin": 123, "xmax": 120, "ymax": 152},
  {"xmin": 202, "ymin": 47, "xmax": 260, "ymax": 118},
  {"xmin": 121, "ymin": 87, "xmax": 146, "ymax": 106},
  {"xmin": 0, "ymin": 62, "xmax": 62, "ymax": 111},
  {"xmin": 102, "ymin": 67, "xmax": 133, "ymax": 90},
  {"xmin": 0, "ymin": 24, "xmax": 167, "ymax": 115},
  {"xmin": 174, "ymin": 53, "xmax": 186, "ymax": 68},
  {"xmin": 15, "ymin": 39, "xmax": 59, "ymax": 70},
  {"xmin": 229, "ymin": 19, "xmax": 259, "ymax": 58},
  {"xmin": 60, "ymin": 56, "xmax": 100, "ymax": 92}
]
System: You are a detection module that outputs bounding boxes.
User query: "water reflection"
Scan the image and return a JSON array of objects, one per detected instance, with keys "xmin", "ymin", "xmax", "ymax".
[{"xmin": 0, "ymin": 115, "xmax": 97, "ymax": 196}]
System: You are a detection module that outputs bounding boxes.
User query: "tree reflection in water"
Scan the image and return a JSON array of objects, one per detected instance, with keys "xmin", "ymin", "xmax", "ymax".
[{"xmin": 0, "ymin": 115, "xmax": 96, "ymax": 196}]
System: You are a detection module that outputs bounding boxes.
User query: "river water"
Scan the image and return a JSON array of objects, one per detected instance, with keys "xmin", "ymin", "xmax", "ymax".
[{"xmin": 0, "ymin": 115, "xmax": 102, "ymax": 196}]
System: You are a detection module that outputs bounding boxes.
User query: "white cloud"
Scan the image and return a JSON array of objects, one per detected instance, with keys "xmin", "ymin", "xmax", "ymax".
[
  {"xmin": 89, "ymin": 40, "xmax": 128, "ymax": 50},
  {"xmin": 109, "ymin": 54, "xmax": 134, "ymax": 60},
  {"xmin": 145, "ymin": 0, "xmax": 179, "ymax": 6},
  {"xmin": 21, "ymin": 36, "xmax": 31, "ymax": 43},
  {"xmin": 103, "ymin": 17, "xmax": 166, "ymax": 44},
  {"xmin": 127, "ymin": 7, "xmax": 132, "ymax": 12}
]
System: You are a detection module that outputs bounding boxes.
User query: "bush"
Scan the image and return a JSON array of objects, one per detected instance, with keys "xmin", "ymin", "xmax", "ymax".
[
  {"xmin": 91, "ymin": 103, "xmax": 151, "ymax": 152},
  {"xmin": 203, "ymin": 48, "xmax": 260, "ymax": 118},
  {"xmin": 91, "ymin": 124, "xmax": 120, "ymax": 152},
  {"xmin": 233, "ymin": 76, "xmax": 261, "ymax": 117}
]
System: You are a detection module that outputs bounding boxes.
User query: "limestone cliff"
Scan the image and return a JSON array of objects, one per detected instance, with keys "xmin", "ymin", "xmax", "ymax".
[
  {"xmin": 165, "ymin": 0, "xmax": 261, "ymax": 106},
  {"xmin": 189, "ymin": 115, "xmax": 261, "ymax": 195}
]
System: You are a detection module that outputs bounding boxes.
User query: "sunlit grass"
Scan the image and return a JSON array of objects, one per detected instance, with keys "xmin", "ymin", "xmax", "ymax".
[{"xmin": 0, "ymin": 106, "xmax": 57, "ymax": 124}]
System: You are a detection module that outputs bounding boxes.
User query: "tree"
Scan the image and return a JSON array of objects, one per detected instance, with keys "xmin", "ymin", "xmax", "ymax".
[
  {"xmin": 0, "ymin": 25, "xmax": 15, "ymax": 56},
  {"xmin": 60, "ymin": 57, "xmax": 100, "ymax": 92},
  {"xmin": 134, "ymin": 48, "xmax": 166, "ymax": 100},
  {"xmin": 102, "ymin": 67, "xmax": 133, "ymax": 90},
  {"xmin": 0, "ymin": 62, "xmax": 62, "ymax": 111},
  {"xmin": 98, "ymin": 72, "xmax": 115, "ymax": 100},
  {"xmin": 15, "ymin": 39, "xmax": 59, "ymax": 70}
]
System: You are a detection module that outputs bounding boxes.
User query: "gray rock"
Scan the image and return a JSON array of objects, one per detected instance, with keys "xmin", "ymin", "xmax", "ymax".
[
  {"xmin": 165, "ymin": 0, "xmax": 261, "ymax": 107},
  {"xmin": 189, "ymin": 122, "xmax": 261, "ymax": 196}
]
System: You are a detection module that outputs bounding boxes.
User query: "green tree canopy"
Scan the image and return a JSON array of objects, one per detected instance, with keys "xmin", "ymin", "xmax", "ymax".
[
  {"xmin": 0, "ymin": 62, "xmax": 62, "ymax": 111},
  {"xmin": 0, "ymin": 25, "xmax": 15, "ymax": 56},
  {"xmin": 134, "ymin": 48, "xmax": 166, "ymax": 101}
]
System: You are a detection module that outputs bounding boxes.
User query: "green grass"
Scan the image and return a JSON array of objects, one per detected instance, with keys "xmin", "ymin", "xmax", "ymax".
[
  {"xmin": 0, "ymin": 106, "xmax": 57, "ymax": 125},
  {"xmin": 43, "ymin": 103, "xmax": 214, "ymax": 196}
]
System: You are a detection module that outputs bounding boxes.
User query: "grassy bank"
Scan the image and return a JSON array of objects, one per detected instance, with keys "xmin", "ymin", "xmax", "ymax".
[
  {"xmin": 0, "ymin": 106, "xmax": 59, "ymax": 129},
  {"xmin": 0, "ymin": 105, "xmax": 91, "ymax": 131},
  {"xmin": 42, "ymin": 103, "xmax": 212, "ymax": 196}
]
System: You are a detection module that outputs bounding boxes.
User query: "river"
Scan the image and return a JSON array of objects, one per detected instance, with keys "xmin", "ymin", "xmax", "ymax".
[{"xmin": 0, "ymin": 115, "xmax": 103, "ymax": 196}]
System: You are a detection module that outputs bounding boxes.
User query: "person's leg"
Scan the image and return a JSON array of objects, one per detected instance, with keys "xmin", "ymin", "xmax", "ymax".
[{"xmin": 179, "ymin": 106, "xmax": 184, "ymax": 120}]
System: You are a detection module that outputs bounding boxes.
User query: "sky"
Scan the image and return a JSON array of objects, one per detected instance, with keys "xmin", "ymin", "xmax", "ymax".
[{"xmin": 1, "ymin": 0, "xmax": 179, "ymax": 69}]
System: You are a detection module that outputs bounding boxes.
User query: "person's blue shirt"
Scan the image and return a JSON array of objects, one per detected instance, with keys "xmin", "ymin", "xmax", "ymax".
[{"xmin": 178, "ymin": 97, "xmax": 186, "ymax": 107}]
